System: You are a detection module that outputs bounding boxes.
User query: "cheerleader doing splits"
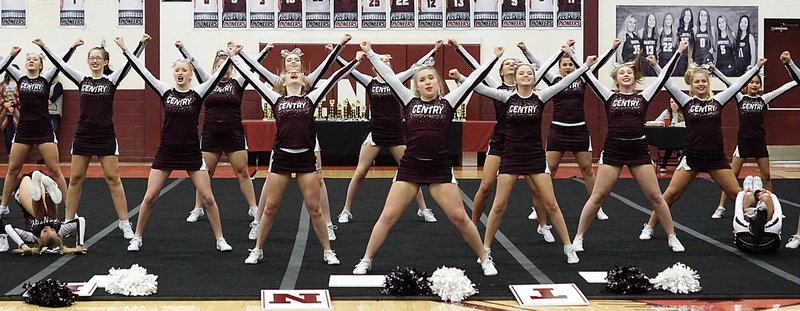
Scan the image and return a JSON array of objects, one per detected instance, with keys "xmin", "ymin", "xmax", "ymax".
[
  {"xmin": 116, "ymin": 36, "xmax": 233, "ymax": 252},
  {"xmin": 34, "ymin": 35, "xmax": 149, "ymax": 239},
  {"xmin": 733, "ymin": 175, "xmax": 782, "ymax": 254},
  {"xmin": 352, "ymin": 41, "xmax": 501, "ymax": 276},
  {"xmin": 230, "ymin": 44, "xmax": 362, "ymax": 265}
]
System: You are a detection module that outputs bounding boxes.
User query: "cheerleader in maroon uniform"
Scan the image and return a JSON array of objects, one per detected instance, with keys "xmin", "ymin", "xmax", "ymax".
[
  {"xmin": 176, "ymin": 42, "xmax": 270, "ymax": 236},
  {"xmin": 115, "ymin": 36, "xmax": 233, "ymax": 252},
  {"xmin": 708, "ymin": 52, "xmax": 800, "ymax": 218},
  {"xmin": 0, "ymin": 41, "xmax": 80, "ymax": 218},
  {"xmin": 453, "ymin": 47, "xmax": 598, "ymax": 265},
  {"xmin": 572, "ymin": 40, "xmax": 689, "ymax": 254},
  {"xmin": 229, "ymin": 44, "xmax": 362, "ymax": 265},
  {"xmin": 336, "ymin": 41, "xmax": 443, "ymax": 224},
  {"xmin": 642, "ymin": 52, "xmax": 768, "ymax": 238},
  {"xmin": 352, "ymin": 41, "xmax": 500, "ymax": 276},
  {"xmin": 34, "ymin": 36, "xmax": 148, "ymax": 239}
]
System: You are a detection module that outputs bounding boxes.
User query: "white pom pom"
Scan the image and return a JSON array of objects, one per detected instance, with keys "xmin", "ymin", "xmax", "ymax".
[
  {"xmin": 428, "ymin": 266, "xmax": 478, "ymax": 303},
  {"xmin": 649, "ymin": 262, "xmax": 701, "ymax": 294},
  {"xmin": 105, "ymin": 264, "xmax": 158, "ymax": 296}
]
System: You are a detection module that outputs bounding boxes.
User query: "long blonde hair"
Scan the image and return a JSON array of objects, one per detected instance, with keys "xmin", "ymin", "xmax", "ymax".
[{"xmin": 684, "ymin": 63, "xmax": 714, "ymax": 99}]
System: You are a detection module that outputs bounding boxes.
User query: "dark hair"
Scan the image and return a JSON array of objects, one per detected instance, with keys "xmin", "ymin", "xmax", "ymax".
[
  {"xmin": 678, "ymin": 8, "xmax": 694, "ymax": 32},
  {"xmin": 88, "ymin": 47, "xmax": 113, "ymax": 75},
  {"xmin": 736, "ymin": 15, "xmax": 751, "ymax": 41},
  {"xmin": 644, "ymin": 14, "xmax": 657, "ymax": 37}
]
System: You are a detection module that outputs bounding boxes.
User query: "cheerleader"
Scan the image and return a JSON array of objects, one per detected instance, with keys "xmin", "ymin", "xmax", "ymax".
[
  {"xmin": 352, "ymin": 41, "xmax": 501, "ymax": 276},
  {"xmin": 336, "ymin": 41, "xmax": 443, "ymax": 224},
  {"xmin": 572, "ymin": 40, "xmax": 689, "ymax": 253},
  {"xmin": 733, "ymin": 176, "xmax": 782, "ymax": 254},
  {"xmin": 34, "ymin": 35, "xmax": 149, "ymax": 239},
  {"xmin": 0, "ymin": 41, "xmax": 80, "ymax": 218},
  {"xmin": 229, "ymin": 44, "xmax": 362, "ymax": 265},
  {"xmin": 115, "ymin": 36, "xmax": 233, "ymax": 252},
  {"xmin": 710, "ymin": 52, "xmax": 800, "ymax": 218},
  {"xmin": 642, "ymin": 53, "xmax": 768, "ymax": 239},
  {"xmin": 452, "ymin": 46, "xmax": 598, "ymax": 265}
]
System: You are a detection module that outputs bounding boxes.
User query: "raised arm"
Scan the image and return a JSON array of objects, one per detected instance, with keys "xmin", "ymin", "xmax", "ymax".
[
  {"xmin": 42, "ymin": 40, "xmax": 81, "ymax": 82},
  {"xmin": 397, "ymin": 40, "xmax": 442, "ymax": 82},
  {"xmin": 593, "ymin": 39, "xmax": 621, "ymax": 76},
  {"xmin": 196, "ymin": 58, "xmax": 232, "ymax": 100},
  {"xmin": 450, "ymin": 38, "xmax": 501, "ymax": 88},
  {"xmin": 335, "ymin": 54, "xmax": 371, "ymax": 86},
  {"xmin": 539, "ymin": 56, "xmax": 595, "ymax": 102},
  {"xmin": 445, "ymin": 46, "xmax": 502, "ymax": 107},
  {"xmin": 110, "ymin": 35, "xmax": 148, "ymax": 86},
  {"xmin": 239, "ymin": 48, "xmax": 279, "ymax": 86},
  {"xmin": 641, "ymin": 41, "xmax": 686, "ymax": 102},
  {"xmin": 520, "ymin": 40, "xmax": 568, "ymax": 85},
  {"xmin": 116, "ymin": 37, "xmax": 169, "ymax": 97},
  {"xmin": 715, "ymin": 58, "xmax": 764, "ymax": 105},
  {"xmin": 452, "ymin": 69, "xmax": 512, "ymax": 102},
  {"xmin": 649, "ymin": 59, "xmax": 692, "ymax": 105},
  {"xmin": 362, "ymin": 41, "xmax": 414, "ymax": 105},
  {"xmin": 175, "ymin": 40, "xmax": 210, "ymax": 83},
  {"xmin": 36, "ymin": 39, "xmax": 86, "ymax": 86},
  {"xmin": 709, "ymin": 62, "xmax": 743, "ymax": 102},
  {"xmin": 307, "ymin": 34, "xmax": 351, "ymax": 89},
  {"xmin": 308, "ymin": 54, "xmax": 362, "ymax": 105},
  {"xmin": 568, "ymin": 48, "xmax": 614, "ymax": 102},
  {"xmin": 229, "ymin": 53, "xmax": 280, "ymax": 107}
]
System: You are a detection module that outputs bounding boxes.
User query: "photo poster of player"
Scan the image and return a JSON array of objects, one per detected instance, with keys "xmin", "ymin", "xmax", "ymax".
[
  {"xmin": 306, "ymin": 0, "xmax": 331, "ymax": 29},
  {"xmin": 333, "ymin": 0, "xmax": 358, "ymax": 28},
  {"xmin": 221, "ymin": 0, "xmax": 246, "ymax": 28},
  {"xmin": 445, "ymin": 0, "xmax": 470, "ymax": 28},
  {"xmin": 60, "ymin": 0, "xmax": 85, "ymax": 27},
  {"xmin": 277, "ymin": 0, "xmax": 302, "ymax": 28},
  {"xmin": 1, "ymin": 0, "xmax": 26, "ymax": 27},
  {"xmin": 361, "ymin": 0, "xmax": 386, "ymax": 29},
  {"xmin": 118, "ymin": 0, "xmax": 144, "ymax": 27},
  {"xmin": 501, "ymin": 0, "xmax": 525, "ymax": 28},
  {"xmin": 473, "ymin": 0, "xmax": 498, "ymax": 28},
  {"xmin": 615, "ymin": 5, "xmax": 758, "ymax": 77},
  {"xmin": 390, "ymin": 0, "xmax": 414, "ymax": 29},
  {"xmin": 529, "ymin": 0, "xmax": 554, "ymax": 28},
  {"xmin": 250, "ymin": 0, "xmax": 275, "ymax": 28},
  {"xmin": 194, "ymin": 0, "xmax": 219, "ymax": 28},
  {"xmin": 418, "ymin": 0, "xmax": 443, "ymax": 28},
  {"xmin": 556, "ymin": 0, "xmax": 580, "ymax": 27}
]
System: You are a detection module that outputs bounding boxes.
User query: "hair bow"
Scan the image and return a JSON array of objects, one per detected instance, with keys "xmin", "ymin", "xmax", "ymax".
[
  {"xmin": 281, "ymin": 48, "xmax": 303, "ymax": 58},
  {"xmin": 421, "ymin": 57, "xmax": 435, "ymax": 67},
  {"xmin": 612, "ymin": 61, "xmax": 636, "ymax": 69}
]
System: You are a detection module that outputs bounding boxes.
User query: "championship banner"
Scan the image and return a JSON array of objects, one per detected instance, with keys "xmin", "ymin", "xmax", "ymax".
[
  {"xmin": 473, "ymin": 0, "xmax": 498, "ymax": 28},
  {"xmin": 445, "ymin": 0, "xmax": 469, "ymax": 28},
  {"xmin": 250, "ymin": 0, "xmax": 275, "ymax": 28},
  {"xmin": 118, "ymin": 0, "xmax": 144, "ymax": 27},
  {"xmin": 221, "ymin": 0, "xmax": 246, "ymax": 28},
  {"xmin": 1, "ymin": 0, "xmax": 26, "ymax": 28},
  {"xmin": 529, "ymin": 0, "xmax": 554, "ymax": 28},
  {"xmin": 277, "ymin": 0, "xmax": 301, "ymax": 28},
  {"xmin": 418, "ymin": 0, "xmax": 443, "ymax": 28},
  {"xmin": 60, "ymin": 0, "xmax": 85, "ymax": 27},
  {"xmin": 333, "ymin": 0, "xmax": 357, "ymax": 28},
  {"xmin": 360, "ymin": 0, "xmax": 386, "ymax": 29},
  {"xmin": 556, "ymin": 0, "xmax": 580, "ymax": 27},
  {"xmin": 501, "ymin": 0, "xmax": 525, "ymax": 28},
  {"xmin": 194, "ymin": 0, "xmax": 219, "ymax": 28},
  {"xmin": 306, "ymin": 0, "xmax": 331, "ymax": 29},
  {"xmin": 389, "ymin": 0, "xmax": 414, "ymax": 29}
]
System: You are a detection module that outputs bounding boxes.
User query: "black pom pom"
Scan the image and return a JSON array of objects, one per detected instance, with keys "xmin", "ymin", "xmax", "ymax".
[
  {"xmin": 23, "ymin": 278, "xmax": 77, "ymax": 308},
  {"xmin": 381, "ymin": 266, "xmax": 432, "ymax": 296},
  {"xmin": 605, "ymin": 265, "xmax": 652, "ymax": 295}
]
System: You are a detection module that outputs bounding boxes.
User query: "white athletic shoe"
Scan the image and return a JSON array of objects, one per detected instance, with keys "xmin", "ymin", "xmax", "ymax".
[
  {"xmin": 30, "ymin": 171, "xmax": 43, "ymax": 202},
  {"xmin": 537, "ymin": 225, "xmax": 556, "ymax": 243},
  {"xmin": 248, "ymin": 206, "xmax": 258, "ymax": 218},
  {"xmin": 596, "ymin": 208, "xmax": 609, "ymax": 220},
  {"xmin": 186, "ymin": 208, "xmax": 204, "ymax": 223},
  {"xmin": 743, "ymin": 175, "xmax": 754, "ymax": 191},
  {"xmin": 668, "ymin": 234, "xmax": 685, "ymax": 252},
  {"xmin": 337, "ymin": 210, "xmax": 352, "ymax": 223},
  {"xmin": 753, "ymin": 176, "xmax": 764, "ymax": 192},
  {"xmin": 417, "ymin": 209, "xmax": 438, "ymax": 223},
  {"xmin": 572, "ymin": 236, "xmax": 584, "ymax": 252},
  {"xmin": 639, "ymin": 224, "xmax": 654, "ymax": 240},
  {"xmin": 245, "ymin": 248, "xmax": 263, "ymax": 264},
  {"xmin": 564, "ymin": 245, "xmax": 580, "ymax": 264},
  {"xmin": 248, "ymin": 221, "xmax": 259, "ymax": 240},
  {"xmin": 481, "ymin": 258, "xmax": 498, "ymax": 276},
  {"xmin": 352, "ymin": 259, "xmax": 372, "ymax": 274},
  {"xmin": 127, "ymin": 236, "xmax": 142, "ymax": 252},
  {"xmin": 0, "ymin": 234, "xmax": 8, "ymax": 252},
  {"xmin": 711, "ymin": 206, "xmax": 726, "ymax": 219},
  {"xmin": 118, "ymin": 220, "xmax": 135, "ymax": 239},
  {"xmin": 477, "ymin": 247, "xmax": 491, "ymax": 263},
  {"xmin": 786, "ymin": 235, "xmax": 800, "ymax": 249},
  {"xmin": 0, "ymin": 205, "xmax": 9, "ymax": 216},
  {"xmin": 40, "ymin": 174, "xmax": 61, "ymax": 204},
  {"xmin": 323, "ymin": 250, "xmax": 340, "ymax": 265},
  {"xmin": 327, "ymin": 224, "xmax": 337, "ymax": 241},
  {"xmin": 216, "ymin": 238, "xmax": 232, "ymax": 252},
  {"xmin": 527, "ymin": 207, "xmax": 538, "ymax": 220}
]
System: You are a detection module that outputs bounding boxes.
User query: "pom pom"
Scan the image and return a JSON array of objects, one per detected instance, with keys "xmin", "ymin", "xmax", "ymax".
[
  {"xmin": 650, "ymin": 262, "xmax": 701, "ymax": 294},
  {"xmin": 23, "ymin": 278, "xmax": 76, "ymax": 308},
  {"xmin": 105, "ymin": 264, "xmax": 158, "ymax": 296},
  {"xmin": 380, "ymin": 266, "xmax": 431, "ymax": 296},
  {"xmin": 605, "ymin": 265, "xmax": 652, "ymax": 294},
  {"xmin": 428, "ymin": 266, "xmax": 478, "ymax": 303}
]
